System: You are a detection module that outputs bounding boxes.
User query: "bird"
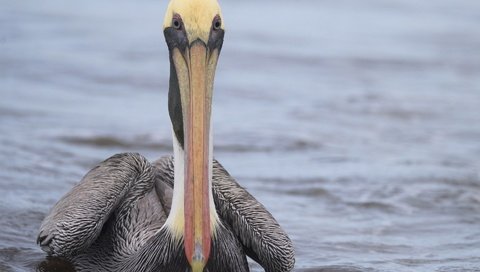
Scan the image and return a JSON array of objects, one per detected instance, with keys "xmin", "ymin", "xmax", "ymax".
[{"xmin": 37, "ymin": 0, "xmax": 295, "ymax": 271}]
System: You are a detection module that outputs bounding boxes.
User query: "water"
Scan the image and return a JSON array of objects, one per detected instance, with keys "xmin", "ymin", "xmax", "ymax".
[{"xmin": 1, "ymin": 0, "xmax": 480, "ymax": 271}]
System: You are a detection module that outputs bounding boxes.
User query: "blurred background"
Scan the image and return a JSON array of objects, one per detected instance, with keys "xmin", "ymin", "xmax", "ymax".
[{"xmin": 1, "ymin": 0, "xmax": 480, "ymax": 271}]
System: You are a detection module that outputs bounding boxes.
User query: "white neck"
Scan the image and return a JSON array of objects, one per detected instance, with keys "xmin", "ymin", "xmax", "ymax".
[{"xmin": 163, "ymin": 129, "xmax": 219, "ymax": 238}]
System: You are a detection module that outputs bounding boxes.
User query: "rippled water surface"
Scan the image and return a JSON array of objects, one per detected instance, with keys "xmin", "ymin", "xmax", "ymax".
[{"xmin": 1, "ymin": 0, "xmax": 480, "ymax": 271}]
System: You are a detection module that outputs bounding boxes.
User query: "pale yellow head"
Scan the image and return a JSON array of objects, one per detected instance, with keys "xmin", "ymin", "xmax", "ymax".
[
  {"xmin": 163, "ymin": 0, "xmax": 224, "ymax": 43},
  {"xmin": 162, "ymin": 0, "xmax": 225, "ymax": 271}
]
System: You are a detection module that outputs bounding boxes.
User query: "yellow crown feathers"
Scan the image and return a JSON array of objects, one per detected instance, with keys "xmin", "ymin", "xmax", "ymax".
[{"xmin": 163, "ymin": 0, "xmax": 224, "ymax": 43}]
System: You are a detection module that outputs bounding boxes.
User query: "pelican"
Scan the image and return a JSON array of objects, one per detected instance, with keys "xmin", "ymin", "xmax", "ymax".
[{"xmin": 37, "ymin": 0, "xmax": 294, "ymax": 271}]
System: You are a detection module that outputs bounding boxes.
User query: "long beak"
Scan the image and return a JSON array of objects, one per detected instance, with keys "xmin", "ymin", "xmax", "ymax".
[{"xmin": 170, "ymin": 40, "xmax": 219, "ymax": 271}]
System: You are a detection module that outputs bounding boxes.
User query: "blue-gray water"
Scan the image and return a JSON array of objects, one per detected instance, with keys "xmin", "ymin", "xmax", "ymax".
[{"xmin": 1, "ymin": 0, "xmax": 480, "ymax": 271}]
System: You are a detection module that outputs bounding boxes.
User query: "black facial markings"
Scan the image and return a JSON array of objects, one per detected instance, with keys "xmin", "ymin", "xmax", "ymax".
[
  {"xmin": 164, "ymin": 28, "xmax": 188, "ymax": 54},
  {"xmin": 164, "ymin": 14, "xmax": 189, "ymax": 54},
  {"xmin": 212, "ymin": 15, "xmax": 222, "ymax": 31},
  {"xmin": 164, "ymin": 14, "xmax": 188, "ymax": 148},
  {"xmin": 208, "ymin": 15, "xmax": 224, "ymax": 52},
  {"xmin": 164, "ymin": 14, "xmax": 225, "ymax": 149},
  {"xmin": 172, "ymin": 13, "xmax": 183, "ymax": 30},
  {"xmin": 168, "ymin": 54, "xmax": 185, "ymax": 149}
]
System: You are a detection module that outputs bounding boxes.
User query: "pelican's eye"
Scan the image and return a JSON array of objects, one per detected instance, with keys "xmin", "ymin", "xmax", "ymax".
[
  {"xmin": 213, "ymin": 16, "xmax": 222, "ymax": 31},
  {"xmin": 172, "ymin": 14, "xmax": 183, "ymax": 30}
]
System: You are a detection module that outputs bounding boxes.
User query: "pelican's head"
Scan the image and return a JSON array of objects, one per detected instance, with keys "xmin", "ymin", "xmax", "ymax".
[{"xmin": 162, "ymin": 0, "xmax": 224, "ymax": 271}]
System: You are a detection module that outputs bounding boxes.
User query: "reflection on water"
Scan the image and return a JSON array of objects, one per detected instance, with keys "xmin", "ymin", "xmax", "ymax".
[{"xmin": 1, "ymin": 0, "xmax": 480, "ymax": 271}]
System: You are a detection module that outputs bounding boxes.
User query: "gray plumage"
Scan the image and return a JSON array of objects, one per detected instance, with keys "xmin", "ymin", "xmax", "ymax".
[{"xmin": 38, "ymin": 153, "xmax": 295, "ymax": 271}]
